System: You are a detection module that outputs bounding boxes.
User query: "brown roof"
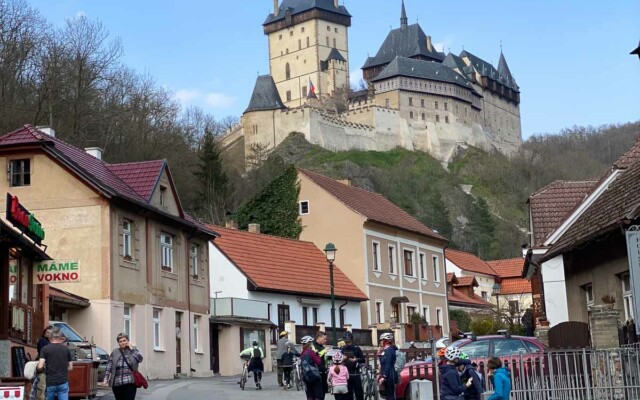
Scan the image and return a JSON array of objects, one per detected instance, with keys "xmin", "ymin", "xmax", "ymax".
[
  {"xmin": 528, "ymin": 180, "xmax": 597, "ymax": 245},
  {"xmin": 614, "ymin": 136, "xmax": 640, "ymax": 169},
  {"xmin": 210, "ymin": 225, "xmax": 368, "ymax": 301},
  {"xmin": 449, "ymin": 288, "xmax": 491, "ymax": 308},
  {"xmin": 487, "ymin": 258, "xmax": 525, "ymax": 278},
  {"xmin": 108, "ymin": 160, "xmax": 165, "ymax": 201},
  {"xmin": 544, "ymin": 137, "xmax": 640, "ymax": 260},
  {"xmin": 499, "ymin": 278, "xmax": 532, "ymax": 295},
  {"xmin": 446, "ymin": 272, "xmax": 458, "ymax": 284},
  {"xmin": 298, "ymin": 169, "xmax": 446, "ymax": 241},
  {"xmin": 49, "ymin": 287, "xmax": 90, "ymax": 307},
  {"xmin": 453, "ymin": 276, "xmax": 478, "ymax": 287},
  {"xmin": 445, "ymin": 249, "xmax": 497, "ymax": 276}
]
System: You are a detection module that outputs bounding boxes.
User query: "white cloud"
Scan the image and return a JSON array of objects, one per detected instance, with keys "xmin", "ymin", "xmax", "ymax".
[
  {"xmin": 204, "ymin": 92, "xmax": 236, "ymax": 108},
  {"xmin": 350, "ymin": 69, "xmax": 364, "ymax": 89},
  {"xmin": 173, "ymin": 89, "xmax": 236, "ymax": 110},
  {"xmin": 174, "ymin": 89, "xmax": 200, "ymax": 104}
]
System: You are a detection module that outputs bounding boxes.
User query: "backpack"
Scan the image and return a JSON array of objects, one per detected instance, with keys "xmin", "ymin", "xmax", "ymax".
[
  {"xmin": 394, "ymin": 350, "xmax": 406, "ymax": 376},
  {"xmin": 252, "ymin": 348, "xmax": 261, "ymax": 360},
  {"xmin": 301, "ymin": 353, "xmax": 320, "ymax": 383}
]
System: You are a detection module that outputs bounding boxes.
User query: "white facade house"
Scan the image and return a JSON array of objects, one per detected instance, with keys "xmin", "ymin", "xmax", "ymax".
[{"xmin": 445, "ymin": 249, "xmax": 498, "ymax": 303}]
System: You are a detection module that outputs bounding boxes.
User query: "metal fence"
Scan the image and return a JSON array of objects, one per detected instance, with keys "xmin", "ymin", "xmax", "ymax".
[{"xmin": 408, "ymin": 346, "xmax": 640, "ymax": 400}]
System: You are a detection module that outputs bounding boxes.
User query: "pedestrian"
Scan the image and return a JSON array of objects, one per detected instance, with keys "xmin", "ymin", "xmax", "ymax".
[
  {"xmin": 36, "ymin": 327, "xmax": 73, "ymax": 400},
  {"xmin": 341, "ymin": 331, "xmax": 365, "ymax": 400},
  {"xmin": 439, "ymin": 347, "xmax": 473, "ymax": 400},
  {"xmin": 281, "ymin": 342, "xmax": 300, "ymax": 389},
  {"xmin": 487, "ymin": 357, "xmax": 511, "ymax": 400},
  {"xmin": 239, "ymin": 340, "xmax": 265, "ymax": 390},
  {"xmin": 377, "ymin": 332, "xmax": 397, "ymax": 400},
  {"xmin": 311, "ymin": 331, "xmax": 329, "ymax": 399},
  {"xmin": 276, "ymin": 330, "xmax": 290, "ymax": 387},
  {"xmin": 457, "ymin": 353, "xmax": 483, "ymax": 400},
  {"xmin": 328, "ymin": 353, "xmax": 349, "ymax": 399},
  {"xmin": 32, "ymin": 326, "xmax": 52, "ymax": 400},
  {"xmin": 301, "ymin": 335, "xmax": 324, "ymax": 400},
  {"xmin": 102, "ymin": 333, "xmax": 144, "ymax": 400}
]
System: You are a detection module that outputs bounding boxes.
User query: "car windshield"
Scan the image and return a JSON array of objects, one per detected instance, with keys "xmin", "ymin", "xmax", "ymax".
[{"xmin": 53, "ymin": 323, "xmax": 85, "ymax": 342}]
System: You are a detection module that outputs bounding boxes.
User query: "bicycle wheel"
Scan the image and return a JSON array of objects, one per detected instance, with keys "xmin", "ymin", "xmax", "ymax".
[{"xmin": 240, "ymin": 368, "xmax": 247, "ymax": 390}]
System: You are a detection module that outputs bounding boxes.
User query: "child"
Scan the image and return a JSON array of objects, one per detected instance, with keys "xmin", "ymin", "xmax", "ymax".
[
  {"xmin": 281, "ymin": 342, "xmax": 300, "ymax": 389},
  {"xmin": 487, "ymin": 357, "xmax": 511, "ymax": 400},
  {"xmin": 440, "ymin": 347, "xmax": 473, "ymax": 400},
  {"xmin": 328, "ymin": 352, "xmax": 349, "ymax": 399}
]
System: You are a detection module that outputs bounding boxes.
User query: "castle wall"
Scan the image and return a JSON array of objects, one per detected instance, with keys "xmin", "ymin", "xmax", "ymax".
[
  {"xmin": 243, "ymin": 107, "xmax": 311, "ymax": 156},
  {"xmin": 479, "ymin": 89, "xmax": 521, "ymax": 144}
]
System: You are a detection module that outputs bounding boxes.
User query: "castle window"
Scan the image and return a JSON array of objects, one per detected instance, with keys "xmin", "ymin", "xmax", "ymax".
[
  {"xmin": 298, "ymin": 39, "xmax": 301, "ymax": 50},
  {"xmin": 444, "ymin": 102, "xmax": 448, "ymax": 111},
  {"xmin": 409, "ymin": 97, "xmax": 413, "ymax": 106},
  {"xmin": 410, "ymin": 111, "xmax": 414, "ymax": 119},
  {"xmin": 252, "ymin": 125, "xmax": 258, "ymax": 135},
  {"xmin": 285, "ymin": 63, "xmax": 291, "ymax": 79},
  {"xmin": 301, "ymin": 27, "xmax": 305, "ymax": 33},
  {"xmin": 436, "ymin": 115, "xmax": 440, "ymax": 123},
  {"xmin": 286, "ymin": 91, "xmax": 292, "ymax": 101},
  {"xmin": 435, "ymin": 101, "xmax": 439, "ymax": 110},
  {"xmin": 290, "ymin": 31, "xmax": 293, "ymax": 37},
  {"xmin": 279, "ymin": 34, "xmax": 282, "ymax": 40},
  {"xmin": 385, "ymin": 99, "xmax": 390, "ymax": 107},
  {"xmin": 335, "ymin": 28, "xmax": 338, "ymax": 33},
  {"xmin": 302, "ymin": 86, "xmax": 307, "ymax": 97},
  {"xmin": 422, "ymin": 113, "xmax": 425, "ymax": 121},
  {"xmin": 327, "ymin": 25, "xmax": 330, "ymax": 31},
  {"xmin": 326, "ymin": 37, "xmax": 329, "ymax": 46},
  {"xmin": 333, "ymin": 38, "xmax": 336, "ymax": 48},
  {"xmin": 286, "ymin": 48, "xmax": 289, "ymax": 54},
  {"xmin": 421, "ymin": 99, "xmax": 425, "ymax": 108},
  {"xmin": 445, "ymin": 116, "xmax": 450, "ymax": 123},
  {"xmin": 307, "ymin": 37, "xmax": 310, "ymax": 47}
]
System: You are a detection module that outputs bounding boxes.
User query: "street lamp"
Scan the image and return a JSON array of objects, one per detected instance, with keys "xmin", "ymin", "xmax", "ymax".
[{"xmin": 324, "ymin": 243, "xmax": 338, "ymax": 345}]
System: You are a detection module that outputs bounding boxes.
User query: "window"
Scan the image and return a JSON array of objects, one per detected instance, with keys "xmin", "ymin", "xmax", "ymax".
[
  {"xmin": 404, "ymin": 250, "xmax": 414, "ymax": 277},
  {"xmin": 433, "ymin": 255, "xmax": 440, "ymax": 282},
  {"xmin": 445, "ymin": 116, "xmax": 450, "ymax": 124},
  {"xmin": 421, "ymin": 99, "xmax": 425, "ymax": 108},
  {"xmin": 436, "ymin": 115, "xmax": 440, "ymax": 123},
  {"xmin": 190, "ymin": 244, "xmax": 199, "ymax": 278},
  {"xmin": 333, "ymin": 38, "xmax": 336, "ymax": 48},
  {"xmin": 252, "ymin": 125, "xmax": 258, "ymax": 135},
  {"xmin": 407, "ymin": 306, "xmax": 417, "ymax": 322},
  {"xmin": 584, "ymin": 283, "xmax": 594, "ymax": 307},
  {"xmin": 9, "ymin": 159, "xmax": 30, "ymax": 187},
  {"xmin": 327, "ymin": 25, "xmax": 330, "ymax": 31},
  {"xmin": 481, "ymin": 291, "xmax": 488, "ymax": 301},
  {"xmin": 422, "ymin": 307, "xmax": 430, "ymax": 324},
  {"xmin": 436, "ymin": 308, "xmax": 443, "ymax": 326},
  {"xmin": 302, "ymin": 306, "xmax": 309, "ymax": 326},
  {"xmin": 509, "ymin": 300, "xmax": 520, "ymax": 315},
  {"xmin": 421, "ymin": 113, "xmax": 425, "ymax": 121},
  {"xmin": 376, "ymin": 301, "xmax": 384, "ymax": 323},
  {"xmin": 123, "ymin": 304, "xmax": 132, "ymax": 339},
  {"xmin": 160, "ymin": 233, "xmax": 173, "ymax": 272},
  {"xmin": 385, "ymin": 99, "xmax": 390, "ymax": 107},
  {"xmin": 524, "ymin": 340, "xmax": 541, "ymax": 354},
  {"xmin": 301, "ymin": 27, "xmax": 305, "ymax": 33},
  {"xmin": 299, "ymin": 201, "xmax": 309, "ymax": 215},
  {"xmin": 621, "ymin": 273, "xmax": 634, "ymax": 322},
  {"xmin": 326, "ymin": 37, "xmax": 329, "ymax": 46},
  {"xmin": 298, "ymin": 39, "xmax": 301, "ymax": 50},
  {"xmin": 461, "ymin": 340, "xmax": 490, "ymax": 357},
  {"xmin": 302, "ymin": 86, "xmax": 307, "ymax": 97},
  {"xmin": 159, "ymin": 186, "xmax": 167, "ymax": 206},
  {"xmin": 419, "ymin": 253, "xmax": 426, "ymax": 279},
  {"xmin": 409, "ymin": 97, "xmax": 413, "ymax": 106},
  {"xmin": 435, "ymin": 101, "xmax": 439, "ymax": 110},
  {"xmin": 444, "ymin": 102, "xmax": 448, "ymax": 111},
  {"xmin": 388, "ymin": 245, "xmax": 397, "ymax": 275},
  {"xmin": 372, "ymin": 242, "xmax": 381, "ymax": 271},
  {"xmin": 285, "ymin": 63, "xmax": 291, "ymax": 79},
  {"xmin": 312, "ymin": 307, "xmax": 319, "ymax": 325},
  {"xmin": 286, "ymin": 91, "xmax": 292, "ymax": 101},
  {"xmin": 153, "ymin": 308, "xmax": 162, "ymax": 350},
  {"xmin": 193, "ymin": 315, "xmax": 201, "ymax": 351},
  {"xmin": 240, "ymin": 328, "xmax": 265, "ymax": 352},
  {"xmin": 123, "ymin": 219, "xmax": 133, "ymax": 259},
  {"xmin": 289, "ymin": 31, "xmax": 293, "ymax": 37},
  {"xmin": 279, "ymin": 34, "xmax": 282, "ymax": 40},
  {"xmin": 493, "ymin": 339, "xmax": 527, "ymax": 356},
  {"xmin": 306, "ymin": 37, "xmax": 310, "ymax": 47},
  {"xmin": 409, "ymin": 111, "xmax": 414, "ymax": 119},
  {"xmin": 334, "ymin": 27, "xmax": 338, "ymax": 33}
]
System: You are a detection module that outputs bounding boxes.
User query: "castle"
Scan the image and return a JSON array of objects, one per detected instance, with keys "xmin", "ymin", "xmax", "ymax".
[{"xmin": 221, "ymin": 0, "xmax": 522, "ymax": 164}]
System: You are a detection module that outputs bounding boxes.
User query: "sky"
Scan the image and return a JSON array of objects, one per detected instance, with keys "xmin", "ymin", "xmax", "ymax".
[{"xmin": 29, "ymin": 0, "xmax": 640, "ymax": 139}]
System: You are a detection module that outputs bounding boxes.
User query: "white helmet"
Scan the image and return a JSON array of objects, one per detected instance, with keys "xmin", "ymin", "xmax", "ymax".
[
  {"xmin": 300, "ymin": 336, "xmax": 314, "ymax": 344},
  {"xmin": 444, "ymin": 347, "xmax": 462, "ymax": 361},
  {"xmin": 379, "ymin": 332, "xmax": 394, "ymax": 341},
  {"xmin": 332, "ymin": 352, "xmax": 344, "ymax": 364}
]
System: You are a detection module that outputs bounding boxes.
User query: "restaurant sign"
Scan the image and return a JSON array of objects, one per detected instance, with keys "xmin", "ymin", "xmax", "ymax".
[
  {"xmin": 34, "ymin": 260, "xmax": 80, "ymax": 284},
  {"xmin": 6, "ymin": 194, "xmax": 45, "ymax": 245}
]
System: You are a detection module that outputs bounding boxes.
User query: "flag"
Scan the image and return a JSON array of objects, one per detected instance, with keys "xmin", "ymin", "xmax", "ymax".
[{"xmin": 307, "ymin": 78, "xmax": 317, "ymax": 99}]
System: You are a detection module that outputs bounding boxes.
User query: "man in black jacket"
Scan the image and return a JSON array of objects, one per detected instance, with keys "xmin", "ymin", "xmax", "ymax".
[
  {"xmin": 311, "ymin": 331, "xmax": 328, "ymax": 399},
  {"xmin": 341, "ymin": 331, "xmax": 365, "ymax": 400}
]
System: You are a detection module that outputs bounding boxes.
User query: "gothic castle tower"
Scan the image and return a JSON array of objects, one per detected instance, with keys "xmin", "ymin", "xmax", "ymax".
[{"xmin": 263, "ymin": 0, "xmax": 351, "ymax": 107}]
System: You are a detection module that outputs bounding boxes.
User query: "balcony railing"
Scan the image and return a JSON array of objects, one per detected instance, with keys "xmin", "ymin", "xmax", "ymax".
[{"xmin": 210, "ymin": 297, "xmax": 269, "ymax": 320}]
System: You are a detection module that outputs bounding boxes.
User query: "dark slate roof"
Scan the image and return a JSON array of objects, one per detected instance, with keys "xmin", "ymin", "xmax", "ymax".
[
  {"xmin": 245, "ymin": 75, "xmax": 286, "ymax": 113},
  {"xmin": 370, "ymin": 57, "xmax": 478, "ymax": 93},
  {"xmin": 461, "ymin": 50, "xmax": 519, "ymax": 91},
  {"xmin": 362, "ymin": 23, "xmax": 445, "ymax": 69},
  {"xmin": 497, "ymin": 52, "xmax": 515, "ymax": 84},
  {"xmin": 326, "ymin": 48, "xmax": 346, "ymax": 62},
  {"xmin": 264, "ymin": 0, "xmax": 351, "ymax": 25},
  {"xmin": 443, "ymin": 53, "xmax": 468, "ymax": 75}
]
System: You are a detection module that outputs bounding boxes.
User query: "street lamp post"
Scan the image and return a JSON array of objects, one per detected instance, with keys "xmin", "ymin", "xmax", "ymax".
[{"xmin": 324, "ymin": 243, "xmax": 338, "ymax": 346}]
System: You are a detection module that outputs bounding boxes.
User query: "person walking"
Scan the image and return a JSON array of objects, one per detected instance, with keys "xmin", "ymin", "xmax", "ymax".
[
  {"xmin": 439, "ymin": 347, "xmax": 473, "ymax": 400},
  {"xmin": 311, "ymin": 331, "xmax": 329, "ymax": 399},
  {"xmin": 487, "ymin": 357, "xmax": 511, "ymax": 400},
  {"xmin": 378, "ymin": 333, "xmax": 397, "ymax": 400},
  {"xmin": 32, "ymin": 326, "xmax": 53, "ymax": 400},
  {"xmin": 37, "ymin": 327, "xmax": 73, "ymax": 400},
  {"xmin": 281, "ymin": 342, "xmax": 300, "ymax": 389},
  {"xmin": 102, "ymin": 333, "xmax": 144, "ymax": 400},
  {"xmin": 459, "ymin": 356, "xmax": 484, "ymax": 400},
  {"xmin": 276, "ymin": 331, "xmax": 290, "ymax": 387},
  {"xmin": 328, "ymin": 353, "xmax": 349, "ymax": 399},
  {"xmin": 341, "ymin": 331, "xmax": 365, "ymax": 400},
  {"xmin": 239, "ymin": 341, "xmax": 265, "ymax": 390},
  {"xmin": 301, "ymin": 336, "xmax": 324, "ymax": 400}
]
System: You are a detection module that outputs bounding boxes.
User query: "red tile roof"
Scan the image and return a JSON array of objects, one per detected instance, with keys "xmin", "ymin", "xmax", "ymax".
[
  {"xmin": 108, "ymin": 160, "xmax": 165, "ymax": 201},
  {"xmin": 449, "ymin": 288, "xmax": 491, "ymax": 308},
  {"xmin": 528, "ymin": 180, "xmax": 597, "ymax": 246},
  {"xmin": 499, "ymin": 278, "xmax": 532, "ymax": 295},
  {"xmin": 614, "ymin": 137, "xmax": 640, "ymax": 169},
  {"xmin": 298, "ymin": 169, "xmax": 447, "ymax": 241},
  {"xmin": 445, "ymin": 249, "xmax": 497, "ymax": 276},
  {"xmin": 49, "ymin": 286, "xmax": 90, "ymax": 306},
  {"xmin": 210, "ymin": 225, "xmax": 368, "ymax": 301},
  {"xmin": 453, "ymin": 276, "xmax": 478, "ymax": 287},
  {"xmin": 487, "ymin": 258, "xmax": 525, "ymax": 278},
  {"xmin": 446, "ymin": 272, "xmax": 458, "ymax": 284}
]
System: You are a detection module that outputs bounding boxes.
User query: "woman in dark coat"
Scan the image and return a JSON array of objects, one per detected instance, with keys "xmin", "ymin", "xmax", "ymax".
[{"xmin": 101, "ymin": 333, "xmax": 143, "ymax": 400}]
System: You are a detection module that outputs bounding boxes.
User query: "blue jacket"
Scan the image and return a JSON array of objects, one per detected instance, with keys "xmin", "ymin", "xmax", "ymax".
[
  {"xmin": 488, "ymin": 368, "xmax": 511, "ymax": 400},
  {"xmin": 440, "ymin": 364, "xmax": 466, "ymax": 398},
  {"xmin": 379, "ymin": 346, "xmax": 397, "ymax": 383},
  {"xmin": 461, "ymin": 363, "xmax": 484, "ymax": 400}
]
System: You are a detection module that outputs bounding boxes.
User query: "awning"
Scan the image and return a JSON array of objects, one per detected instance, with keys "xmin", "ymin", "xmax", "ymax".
[
  {"xmin": 49, "ymin": 287, "xmax": 90, "ymax": 308},
  {"xmin": 390, "ymin": 296, "xmax": 410, "ymax": 306},
  {"xmin": 298, "ymin": 298, "xmax": 322, "ymax": 306}
]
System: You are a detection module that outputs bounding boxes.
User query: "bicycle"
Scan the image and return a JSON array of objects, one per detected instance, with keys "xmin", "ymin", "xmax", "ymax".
[
  {"xmin": 239, "ymin": 357, "xmax": 250, "ymax": 390},
  {"xmin": 292, "ymin": 356, "xmax": 305, "ymax": 391},
  {"xmin": 360, "ymin": 363, "xmax": 379, "ymax": 400}
]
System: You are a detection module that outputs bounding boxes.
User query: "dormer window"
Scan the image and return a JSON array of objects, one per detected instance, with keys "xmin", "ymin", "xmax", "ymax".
[{"xmin": 160, "ymin": 186, "xmax": 167, "ymax": 206}]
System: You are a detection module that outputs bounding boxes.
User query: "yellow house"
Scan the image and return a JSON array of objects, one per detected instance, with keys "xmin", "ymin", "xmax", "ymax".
[
  {"xmin": 297, "ymin": 169, "xmax": 450, "ymax": 336},
  {"xmin": 0, "ymin": 125, "xmax": 217, "ymax": 379}
]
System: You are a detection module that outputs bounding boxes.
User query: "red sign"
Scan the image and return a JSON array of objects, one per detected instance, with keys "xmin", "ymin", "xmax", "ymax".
[{"xmin": 6, "ymin": 194, "xmax": 45, "ymax": 244}]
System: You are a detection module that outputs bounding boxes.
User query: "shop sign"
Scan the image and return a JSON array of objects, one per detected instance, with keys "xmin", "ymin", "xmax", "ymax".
[
  {"xmin": 9, "ymin": 260, "xmax": 18, "ymax": 284},
  {"xmin": 6, "ymin": 194, "xmax": 45, "ymax": 245},
  {"xmin": 34, "ymin": 260, "xmax": 80, "ymax": 284}
]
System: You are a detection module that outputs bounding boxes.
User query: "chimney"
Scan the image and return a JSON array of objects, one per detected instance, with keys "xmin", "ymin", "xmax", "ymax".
[
  {"xmin": 36, "ymin": 125, "xmax": 55, "ymax": 138},
  {"xmin": 248, "ymin": 223, "xmax": 260, "ymax": 234},
  {"xmin": 85, "ymin": 147, "xmax": 103, "ymax": 160},
  {"xmin": 225, "ymin": 220, "xmax": 238, "ymax": 230},
  {"xmin": 274, "ymin": 0, "xmax": 279, "ymax": 16},
  {"xmin": 426, "ymin": 36, "xmax": 433, "ymax": 52}
]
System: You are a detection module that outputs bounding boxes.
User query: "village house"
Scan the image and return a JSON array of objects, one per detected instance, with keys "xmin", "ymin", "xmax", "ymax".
[
  {"xmin": 296, "ymin": 169, "xmax": 450, "ymax": 337},
  {"xmin": 446, "ymin": 273, "xmax": 491, "ymax": 318},
  {"xmin": 487, "ymin": 258, "xmax": 533, "ymax": 323},
  {"xmin": 0, "ymin": 125, "xmax": 216, "ymax": 379},
  {"xmin": 445, "ymin": 249, "xmax": 498, "ymax": 303}
]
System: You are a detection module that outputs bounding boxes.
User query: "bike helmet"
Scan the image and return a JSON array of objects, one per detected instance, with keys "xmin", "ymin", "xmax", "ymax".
[
  {"xmin": 300, "ymin": 336, "xmax": 314, "ymax": 344},
  {"xmin": 458, "ymin": 352, "xmax": 469, "ymax": 361},
  {"xmin": 343, "ymin": 331, "xmax": 354, "ymax": 341},
  {"xmin": 444, "ymin": 347, "xmax": 462, "ymax": 361},
  {"xmin": 280, "ymin": 331, "xmax": 289, "ymax": 337},
  {"xmin": 332, "ymin": 352, "xmax": 344, "ymax": 364},
  {"xmin": 379, "ymin": 332, "xmax": 394, "ymax": 341}
]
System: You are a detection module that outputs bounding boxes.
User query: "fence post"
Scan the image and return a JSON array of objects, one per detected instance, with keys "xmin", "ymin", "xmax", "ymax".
[
  {"xmin": 369, "ymin": 325, "xmax": 378, "ymax": 347},
  {"xmin": 285, "ymin": 320, "xmax": 296, "ymax": 342},
  {"xmin": 582, "ymin": 348, "xmax": 592, "ymax": 400}
]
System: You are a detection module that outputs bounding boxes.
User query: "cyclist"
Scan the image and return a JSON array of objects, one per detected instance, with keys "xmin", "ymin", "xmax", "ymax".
[
  {"xmin": 276, "ymin": 331, "xmax": 291, "ymax": 387},
  {"xmin": 301, "ymin": 335, "xmax": 324, "ymax": 400},
  {"xmin": 239, "ymin": 340, "xmax": 265, "ymax": 390},
  {"xmin": 341, "ymin": 331, "xmax": 365, "ymax": 400},
  {"xmin": 458, "ymin": 352, "xmax": 483, "ymax": 400},
  {"xmin": 281, "ymin": 342, "xmax": 299, "ymax": 390},
  {"xmin": 311, "ymin": 331, "xmax": 329, "ymax": 399},
  {"xmin": 440, "ymin": 347, "xmax": 473, "ymax": 400},
  {"xmin": 328, "ymin": 352, "xmax": 349, "ymax": 399},
  {"xmin": 378, "ymin": 332, "xmax": 397, "ymax": 400}
]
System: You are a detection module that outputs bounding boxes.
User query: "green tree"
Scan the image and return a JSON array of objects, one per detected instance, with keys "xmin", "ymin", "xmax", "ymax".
[
  {"xmin": 194, "ymin": 129, "xmax": 228, "ymax": 224},
  {"xmin": 234, "ymin": 164, "xmax": 302, "ymax": 239},
  {"xmin": 424, "ymin": 191, "xmax": 453, "ymax": 239},
  {"xmin": 467, "ymin": 197, "xmax": 496, "ymax": 259},
  {"xmin": 449, "ymin": 309, "xmax": 472, "ymax": 333}
]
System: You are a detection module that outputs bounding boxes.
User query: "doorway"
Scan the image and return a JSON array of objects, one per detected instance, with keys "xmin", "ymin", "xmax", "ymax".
[
  {"xmin": 210, "ymin": 323, "xmax": 219, "ymax": 374},
  {"xmin": 175, "ymin": 311, "xmax": 182, "ymax": 374},
  {"xmin": 277, "ymin": 304, "xmax": 290, "ymax": 334}
]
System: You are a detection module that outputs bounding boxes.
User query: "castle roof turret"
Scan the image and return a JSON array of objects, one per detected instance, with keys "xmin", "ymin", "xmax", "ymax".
[
  {"xmin": 245, "ymin": 75, "xmax": 286, "ymax": 114},
  {"xmin": 400, "ymin": 0, "xmax": 408, "ymax": 30},
  {"xmin": 264, "ymin": 0, "xmax": 351, "ymax": 26},
  {"xmin": 326, "ymin": 47, "xmax": 346, "ymax": 62},
  {"xmin": 461, "ymin": 50, "xmax": 519, "ymax": 91},
  {"xmin": 497, "ymin": 51, "xmax": 517, "ymax": 88}
]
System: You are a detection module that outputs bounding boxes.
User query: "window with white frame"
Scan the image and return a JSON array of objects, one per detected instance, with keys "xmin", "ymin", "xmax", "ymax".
[
  {"xmin": 422, "ymin": 306, "xmax": 430, "ymax": 324},
  {"xmin": 9, "ymin": 159, "xmax": 31, "ymax": 187},
  {"xmin": 621, "ymin": 273, "xmax": 634, "ymax": 322},
  {"xmin": 404, "ymin": 250, "xmax": 414, "ymax": 277},
  {"xmin": 407, "ymin": 305, "xmax": 417, "ymax": 322},
  {"xmin": 193, "ymin": 315, "xmax": 201, "ymax": 351},
  {"xmin": 372, "ymin": 242, "xmax": 381, "ymax": 271},
  {"xmin": 153, "ymin": 308, "xmax": 162, "ymax": 350},
  {"xmin": 299, "ymin": 201, "xmax": 310, "ymax": 215},
  {"xmin": 161, "ymin": 233, "xmax": 173, "ymax": 272},
  {"xmin": 436, "ymin": 308, "xmax": 443, "ymax": 326},
  {"xmin": 584, "ymin": 283, "xmax": 594, "ymax": 308},
  {"xmin": 123, "ymin": 219, "xmax": 133, "ymax": 259},
  {"xmin": 389, "ymin": 245, "xmax": 397, "ymax": 275},
  {"xmin": 376, "ymin": 301, "xmax": 384, "ymax": 324},
  {"xmin": 433, "ymin": 255, "xmax": 440, "ymax": 282},
  {"xmin": 123, "ymin": 304, "xmax": 132, "ymax": 338},
  {"xmin": 190, "ymin": 243, "xmax": 199, "ymax": 278},
  {"xmin": 419, "ymin": 253, "xmax": 426, "ymax": 279}
]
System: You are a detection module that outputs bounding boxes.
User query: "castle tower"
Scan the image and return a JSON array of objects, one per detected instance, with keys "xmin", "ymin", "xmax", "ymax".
[{"xmin": 263, "ymin": 0, "xmax": 351, "ymax": 108}]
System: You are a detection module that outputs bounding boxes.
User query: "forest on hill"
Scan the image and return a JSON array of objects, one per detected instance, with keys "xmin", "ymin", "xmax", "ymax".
[{"xmin": 1, "ymin": 0, "xmax": 638, "ymax": 259}]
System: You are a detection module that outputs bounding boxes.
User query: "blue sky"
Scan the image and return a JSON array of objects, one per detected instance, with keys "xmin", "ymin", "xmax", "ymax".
[{"xmin": 30, "ymin": 0, "xmax": 639, "ymax": 139}]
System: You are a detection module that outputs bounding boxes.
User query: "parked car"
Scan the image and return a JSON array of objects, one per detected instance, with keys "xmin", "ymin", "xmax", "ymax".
[
  {"xmin": 49, "ymin": 321, "xmax": 108, "ymax": 382},
  {"xmin": 396, "ymin": 334, "xmax": 548, "ymax": 399}
]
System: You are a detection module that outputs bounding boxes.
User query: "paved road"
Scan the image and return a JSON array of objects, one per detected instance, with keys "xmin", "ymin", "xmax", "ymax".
[{"xmin": 98, "ymin": 372, "xmax": 307, "ymax": 400}]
